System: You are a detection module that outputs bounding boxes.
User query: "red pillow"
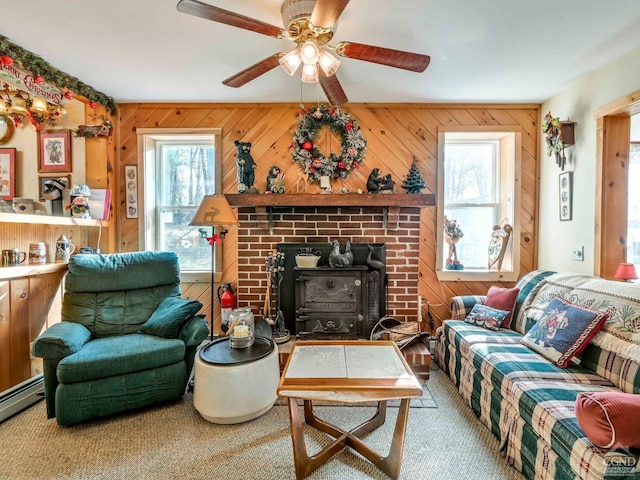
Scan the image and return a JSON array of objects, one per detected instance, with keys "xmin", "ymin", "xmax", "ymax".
[
  {"xmin": 575, "ymin": 391, "xmax": 640, "ymax": 449},
  {"xmin": 485, "ymin": 286, "xmax": 520, "ymax": 328}
]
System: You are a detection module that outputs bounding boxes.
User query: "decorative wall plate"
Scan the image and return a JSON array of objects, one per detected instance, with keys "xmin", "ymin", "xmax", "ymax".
[{"xmin": 488, "ymin": 223, "xmax": 512, "ymax": 271}]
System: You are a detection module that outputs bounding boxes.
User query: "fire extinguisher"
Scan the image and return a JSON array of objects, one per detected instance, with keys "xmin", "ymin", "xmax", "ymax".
[{"xmin": 218, "ymin": 283, "xmax": 236, "ymax": 333}]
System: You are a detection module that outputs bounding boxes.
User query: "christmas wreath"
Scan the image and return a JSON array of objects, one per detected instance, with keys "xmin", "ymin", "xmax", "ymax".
[{"xmin": 292, "ymin": 105, "xmax": 366, "ymax": 181}]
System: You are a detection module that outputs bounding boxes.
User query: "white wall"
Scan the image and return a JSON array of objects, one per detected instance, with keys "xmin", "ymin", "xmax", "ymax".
[{"xmin": 538, "ymin": 45, "xmax": 640, "ymax": 273}]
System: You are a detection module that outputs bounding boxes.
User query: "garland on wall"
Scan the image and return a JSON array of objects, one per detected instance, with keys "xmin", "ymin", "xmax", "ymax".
[
  {"xmin": 0, "ymin": 35, "xmax": 117, "ymax": 115},
  {"xmin": 292, "ymin": 105, "xmax": 366, "ymax": 182}
]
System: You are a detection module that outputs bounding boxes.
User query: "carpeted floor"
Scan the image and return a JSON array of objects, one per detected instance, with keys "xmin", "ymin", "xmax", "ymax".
[{"xmin": 0, "ymin": 368, "xmax": 524, "ymax": 480}]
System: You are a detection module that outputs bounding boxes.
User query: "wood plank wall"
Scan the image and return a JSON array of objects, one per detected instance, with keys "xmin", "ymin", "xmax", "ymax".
[{"xmin": 117, "ymin": 103, "xmax": 540, "ymax": 330}]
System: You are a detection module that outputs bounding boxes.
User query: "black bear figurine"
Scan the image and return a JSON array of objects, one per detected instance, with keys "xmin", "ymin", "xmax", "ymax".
[{"xmin": 234, "ymin": 140, "xmax": 258, "ymax": 193}]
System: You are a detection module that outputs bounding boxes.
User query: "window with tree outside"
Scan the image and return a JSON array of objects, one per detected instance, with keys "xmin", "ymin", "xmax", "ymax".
[
  {"xmin": 140, "ymin": 131, "xmax": 221, "ymax": 275},
  {"xmin": 437, "ymin": 130, "xmax": 520, "ymax": 281}
]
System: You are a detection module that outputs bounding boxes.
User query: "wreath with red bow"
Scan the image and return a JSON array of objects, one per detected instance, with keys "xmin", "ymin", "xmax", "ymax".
[{"xmin": 292, "ymin": 105, "xmax": 366, "ymax": 182}]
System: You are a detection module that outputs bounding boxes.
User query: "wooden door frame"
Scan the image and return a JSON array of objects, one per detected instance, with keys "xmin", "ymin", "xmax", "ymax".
[{"xmin": 593, "ymin": 90, "xmax": 640, "ymax": 278}]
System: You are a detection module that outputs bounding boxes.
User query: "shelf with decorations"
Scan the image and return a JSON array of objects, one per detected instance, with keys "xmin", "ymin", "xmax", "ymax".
[
  {"xmin": 225, "ymin": 193, "xmax": 435, "ymax": 208},
  {"xmin": 0, "ymin": 212, "xmax": 109, "ymax": 227}
]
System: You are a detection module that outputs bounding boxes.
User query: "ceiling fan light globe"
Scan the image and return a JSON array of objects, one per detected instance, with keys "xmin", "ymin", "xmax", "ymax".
[
  {"xmin": 301, "ymin": 63, "xmax": 319, "ymax": 83},
  {"xmin": 318, "ymin": 49, "xmax": 341, "ymax": 77},
  {"xmin": 300, "ymin": 41, "xmax": 320, "ymax": 65},
  {"xmin": 280, "ymin": 49, "xmax": 302, "ymax": 76}
]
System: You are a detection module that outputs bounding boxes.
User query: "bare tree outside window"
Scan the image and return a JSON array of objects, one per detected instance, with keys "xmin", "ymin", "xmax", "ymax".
[
  {"xmin": 444, "ymin": 142, "xmax": 499, "ymax": 269},
  {"xmin": 158, "ymin": 142, "xmax": 216, "ymax": 271}
]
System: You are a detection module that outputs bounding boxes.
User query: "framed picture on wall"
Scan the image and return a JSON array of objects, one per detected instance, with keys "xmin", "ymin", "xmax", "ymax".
[
  {"xmin": 125, "ymin": 165, "xmax": 139, "ymax": 218},
  {"xmin": 38, "ymin": 130, "xmax": 72, "ymax": 172},
  {"xmin": 38, "ymin": 174, "xmax": 71, "ymax": 201},
  {"xmin": 559, "ymin": 171, "xmax": 572, "ymax": 221},
  {"xmin": 0, "ymin": 148, "xmax": 15, "ymax": 200}
]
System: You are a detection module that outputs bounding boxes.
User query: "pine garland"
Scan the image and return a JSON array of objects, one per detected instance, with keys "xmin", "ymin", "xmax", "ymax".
[
  {"xmin": 0, "ymin": 35, "xmax": 117, "ymax": 115},
  {"xmin": 292, "ymin": 105, "xmax": 366, "ymax": 182}
]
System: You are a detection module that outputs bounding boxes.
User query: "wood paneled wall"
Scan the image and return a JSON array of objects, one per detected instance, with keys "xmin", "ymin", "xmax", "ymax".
[{"xmin": 116, "ymin": 103, "xmax": 540, "ymax": 330}]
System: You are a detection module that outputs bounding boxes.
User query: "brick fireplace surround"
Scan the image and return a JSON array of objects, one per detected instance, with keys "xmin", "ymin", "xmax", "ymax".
[{"xmin": 235, "ymin": 204, "xmax": 422, "ymax": 331}]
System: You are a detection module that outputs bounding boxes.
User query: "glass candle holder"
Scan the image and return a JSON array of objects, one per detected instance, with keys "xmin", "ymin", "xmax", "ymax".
[{"xmin": 228, "ymin": 307, "xmax": 255, "ymax": 349}]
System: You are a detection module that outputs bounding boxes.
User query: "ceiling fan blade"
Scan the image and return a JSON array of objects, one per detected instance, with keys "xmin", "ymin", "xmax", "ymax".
[
  {"xmin": 319, "ymin": 73, "xmax": 348, "ymax": 106},
  {"xmin": 336, "ymin": 41, "xmax": 430, "ymax": 72},
  {"xmin": 310, "ymin": 0, "xmax": 350, "ymax": 29},
  {"xmin": 222, "ymin": 53, "xmax": 284, "ymax": 88},
  {"xmin": 177, "ymin": 0, "xmax": 285, "ymax": 38}
]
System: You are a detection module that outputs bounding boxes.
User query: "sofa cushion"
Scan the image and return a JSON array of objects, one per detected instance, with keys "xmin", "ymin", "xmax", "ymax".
[
  {"xmin": 467, "ymin": 342, "xmax": 614, "ymax": 394},
  {"xmin": 57, "ymin": 334, "xmax": 185, "ymax": 383},
  {"xmin": 63, "ymin": 287, "xmax": 183, "ymax": 337},
  {"xmin": 464, "ymin": 304, "xmax": 509, "ymax": 331},
  {"xmin": 580, "ymin": 343, "xmax": 640, "ymax": 394},
  {"xmin": 575, "ymin": 391, "xmax": 640, "ymax": 449},
  {"xmin": 566, "ymin": 278, "xmax": 640, "ymax": 366},
  {"xmin": 65, "ymin": 251, "xmax": 181, "ymax": 293},
  {"xmin": 521, "ymin": 297, "xmax": 608, "ymax": 368},
  {"xmin": 510, "ymin": 381, "xmax": 637, "ymax": 480},
  {"xmin": 485, "ymin": 286, "xmax": 520, "ymax": 328},
  {"xmin": 441, "ymin": 321, "xmax": 522, "ymax": 356},
  {"xmin": 512, "ymin": 271, "xmax": 593, "ymax": 334},
  {"xmin": 510, "ymin": 269, "xmax": 556, "ymax": 333},
  {"xmin": 140, "ymin": 297, "xmax": 203, "ymax": 338}
]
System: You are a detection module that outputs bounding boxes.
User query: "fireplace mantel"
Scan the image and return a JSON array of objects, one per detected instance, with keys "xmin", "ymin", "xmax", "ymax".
[{"xmin": 225, "ymin": 193, "xmax": 435, "ymax": 208}]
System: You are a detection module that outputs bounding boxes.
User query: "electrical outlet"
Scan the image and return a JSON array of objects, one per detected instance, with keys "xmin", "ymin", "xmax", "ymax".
[{"xmin": 572, "ymin": 245, "xmax": 584, "ymax": 261}]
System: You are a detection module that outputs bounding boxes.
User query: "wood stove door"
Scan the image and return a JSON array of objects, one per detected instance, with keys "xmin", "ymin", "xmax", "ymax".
[{"xmin": 295, "ymin": 267, "xmax": 368, "ymax": 338}]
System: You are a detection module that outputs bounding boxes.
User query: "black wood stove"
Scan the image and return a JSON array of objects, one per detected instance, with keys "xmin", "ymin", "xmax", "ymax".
[{"xmin": 277, "ymin": 243, "xmax": 386, "ymax": 340}]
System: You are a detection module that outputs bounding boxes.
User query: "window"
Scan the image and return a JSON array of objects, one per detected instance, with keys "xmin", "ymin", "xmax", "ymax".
[
  {"xmin": 138, "ymin": 129, "xmax": 222, "ymax": 280},
  {"xmin": 437, "ymin": 130, "xmax": 521, "ymax": 281}
]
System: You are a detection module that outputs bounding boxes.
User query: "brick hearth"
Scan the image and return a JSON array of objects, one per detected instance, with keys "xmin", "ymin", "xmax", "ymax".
[{"xmin": 236, "ymin": 205, "xmax": 421, "ymax": 326}]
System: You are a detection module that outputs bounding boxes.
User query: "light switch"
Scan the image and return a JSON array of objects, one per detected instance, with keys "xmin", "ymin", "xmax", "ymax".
[{"xmin": 572, "ymin": 245, "xmax": 584, "ymax": 261}]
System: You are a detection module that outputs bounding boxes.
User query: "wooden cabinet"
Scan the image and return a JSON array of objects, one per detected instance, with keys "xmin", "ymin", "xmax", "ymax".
[
  {"xmin": 0, "ymin": 213, "xmax": 104, "ymax": 394},
  {"xmin": 0, "ymin": 269, "xmax": 66, "ymax": 392}
]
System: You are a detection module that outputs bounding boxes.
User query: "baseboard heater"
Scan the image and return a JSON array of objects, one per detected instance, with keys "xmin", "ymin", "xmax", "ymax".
[{"xmin": 0, "ymin": 375, "xmax": 44, "ymax": 423}]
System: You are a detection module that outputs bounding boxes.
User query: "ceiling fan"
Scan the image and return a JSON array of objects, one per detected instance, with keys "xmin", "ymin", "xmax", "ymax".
[{"xmin": 176, "ymin": 0, "xmax": 430, "ymax": 105}]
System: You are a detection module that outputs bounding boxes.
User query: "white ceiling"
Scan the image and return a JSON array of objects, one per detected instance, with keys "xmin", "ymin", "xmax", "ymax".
[{"xmin": 2, "ymin": 0, "xmax": 640, "ymax": 105}]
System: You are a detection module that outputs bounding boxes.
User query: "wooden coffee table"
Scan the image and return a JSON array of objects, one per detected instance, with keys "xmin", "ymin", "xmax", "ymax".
[{"xmin": 278, "ymin": 340, "xmax": 423, "ymax": 479}]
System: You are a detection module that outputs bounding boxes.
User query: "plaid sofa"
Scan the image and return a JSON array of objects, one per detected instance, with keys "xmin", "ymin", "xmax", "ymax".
[{"xmin": 435, "ymin": 270, "xmax": 640, "ymax": 480}]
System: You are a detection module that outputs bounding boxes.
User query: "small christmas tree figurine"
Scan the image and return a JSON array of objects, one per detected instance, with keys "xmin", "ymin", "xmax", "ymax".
[{"xmin": 401, "ymin": 158, "xmax": 427, "ymax": 194}]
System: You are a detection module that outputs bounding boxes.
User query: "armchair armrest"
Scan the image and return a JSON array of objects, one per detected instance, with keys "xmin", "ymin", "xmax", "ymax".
[
  {"xmin": 31, "ymin": 322, "xmax": 92, "ymax": 359},
  {"xmin": 179, "ymin": 314, "xmax": 209, "ymax": 347},
  {"xmin": 450, "ymin": 295, "xmax": 487, "ymax": 320}
]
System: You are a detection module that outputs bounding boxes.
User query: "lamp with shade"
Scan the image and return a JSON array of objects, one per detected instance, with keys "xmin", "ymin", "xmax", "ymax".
[
  {"xmin": 614, "ymin": 263, "xmax": 638, "ymax": 282},
  {"xmin": 190, "ymin": 195, "xmax": 238, "ymax": 340}
]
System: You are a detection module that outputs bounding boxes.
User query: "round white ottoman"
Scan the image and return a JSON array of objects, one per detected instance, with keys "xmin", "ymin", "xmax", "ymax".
[{"xmin": 194, "ymin": 335, "xmax": 279, "ymax": 424}]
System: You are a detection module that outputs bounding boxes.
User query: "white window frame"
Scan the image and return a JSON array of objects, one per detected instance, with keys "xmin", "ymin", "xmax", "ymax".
[
  {"xmin": 436, "ymin": 127, "xmax": 522, "ymax": 282},
  {"xmin": 136, "ymin": 128, "xmax": 222, "ymax": 283}
]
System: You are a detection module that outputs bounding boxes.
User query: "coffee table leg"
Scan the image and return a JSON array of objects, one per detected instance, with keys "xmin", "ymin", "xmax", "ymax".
[
  {"xmin": 304, "ymin": 399, "xmax": 387, "ymax": 438},
  {"xmin": 287, "ymin": 398, "xmax": 348, "ymax": 480},
  {"xmin": 344, "ymin": 398, "xmax": 411, "ymax": 480},
  {"xmin": 286, "ymin": 398, "xmax": 411, "ymax": 480}
]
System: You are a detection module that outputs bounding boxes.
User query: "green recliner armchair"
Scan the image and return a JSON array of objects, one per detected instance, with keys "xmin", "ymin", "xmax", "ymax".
[{"xmin": 32, "ymin": 251, "xmax": 209, "ymax": 426}]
